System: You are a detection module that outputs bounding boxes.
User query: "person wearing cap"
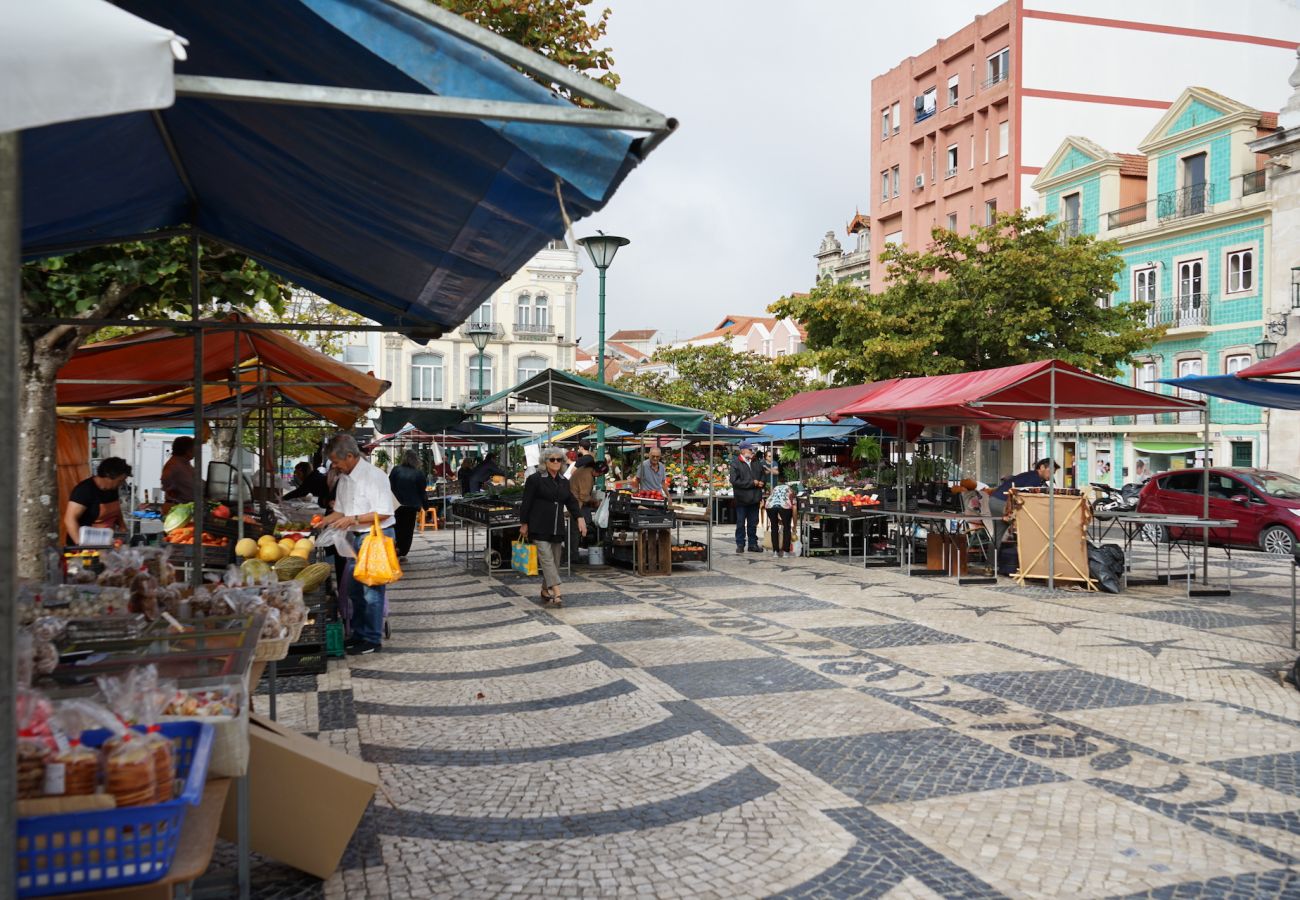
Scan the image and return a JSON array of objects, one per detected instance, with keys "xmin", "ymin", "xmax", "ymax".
[
  {"xmin": 989, "ymin": 457, "xmax": 1059, "ymax": 545},
  {"xmin": 729, "ymin": 441, "xmax": 766, "ymax": 553}
]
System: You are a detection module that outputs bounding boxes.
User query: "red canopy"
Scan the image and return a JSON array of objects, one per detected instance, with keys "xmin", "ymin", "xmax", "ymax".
[
  {"xmin": 57, "ymin": 313, "xmax": 389, "ymax": 428},
  {"xmin": 832, "ymin": 359, "xmax": 1203, "ymax": 423},
  {"xmin": 745, "ymin": 382, "xmax": 902, "ymax": 424},
  {"xmin": 1235, "ymin": 344, "xmax": 1300, "ymax": 380}
]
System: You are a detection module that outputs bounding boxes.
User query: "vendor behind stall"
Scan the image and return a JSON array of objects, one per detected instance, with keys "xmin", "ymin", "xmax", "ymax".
[
  {"xmin": 989, "ymin": 458, "xmax": 1058, "ymax": 544},
  {"xmin": 159, "ymin": 436, "xmax": 197, "ymax": 513},
  {"xmin": 284, "ymin": 461, "xmax": 332, "ymax": 509},
  {"xmin": 467, "ymin": 453, "xmax": 512, "ymax": 493},
  {"xmin": 65, "ymin": 457, "xmax": 131, "ymax": 544},
  {"xmin": 633, "ymin": 447, "xmax": 665, "ymax": 494}
]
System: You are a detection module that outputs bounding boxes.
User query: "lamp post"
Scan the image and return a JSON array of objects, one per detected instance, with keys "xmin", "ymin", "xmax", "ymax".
[
  {"xmin": 1255, "ymin": 315, "xmax": 1288, "ymax": 361},
  {"xmin": 577, "ymin": 233, "xmax": 629, "ymax": 486},
  {"xmin": 465, "ymin": 321, "xmax": 494, "ymax": 422}
]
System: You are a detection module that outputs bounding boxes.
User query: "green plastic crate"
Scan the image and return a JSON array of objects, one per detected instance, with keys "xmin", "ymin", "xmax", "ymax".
[{"xmin": 325, "ymin": 621, "xmax": 345, "ymax": 658}]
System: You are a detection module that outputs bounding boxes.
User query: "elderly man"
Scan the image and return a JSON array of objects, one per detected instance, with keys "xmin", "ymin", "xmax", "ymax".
[
  {"xmin": 320, "ymin": 434, "xmax": 397, "ymax": 655},
  {"xmin": 728, "ymin": 441, "xmax": 766, "ymax": 554},
  {"xmin": 632, "ymin": 446, "xmax": 666, "ymax": 495}
]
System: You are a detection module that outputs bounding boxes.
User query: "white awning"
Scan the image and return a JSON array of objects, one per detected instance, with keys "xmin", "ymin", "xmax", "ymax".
[{"xmin": 0, "ymin": 0, "xmax": 180, "ymax": 132}]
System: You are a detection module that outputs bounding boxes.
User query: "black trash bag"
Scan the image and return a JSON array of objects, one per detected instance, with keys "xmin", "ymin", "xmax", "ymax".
[
  {"xmin": 997, "ymin": 544, "xmax": 1018, "ymax": 577},
  {"xmin": 1087, "ymin": 543, "xmax": 1124, "ymax": 593}
]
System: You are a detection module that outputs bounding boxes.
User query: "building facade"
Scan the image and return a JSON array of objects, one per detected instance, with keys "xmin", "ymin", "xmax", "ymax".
[
  {"xmin": 342, "ymin": 240, "xmax": 580, "ymax": 428},
  {"xmin": 870, "ymin": 0, "xmax": 1300, "ymax": 288},
  {"xmin": 1031, "ymin": 87, "xmax": 1282, "ymax": 483},
  {"xmin": 814, "ymin": 213, "xmax": 871, "ymax": 286}
]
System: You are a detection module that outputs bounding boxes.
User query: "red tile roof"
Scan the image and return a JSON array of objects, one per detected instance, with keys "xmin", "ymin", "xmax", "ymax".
[
  {"xmin": 1116, "ymin": 153, "xmax": 1147, "ymax": 177},
  {"xmin": 686, "ymin": 314, "xmax": 806, "ymax": 343},
  {"xmin": 846, "ymin": 212, "xmax": 870, "ymax": 235},
  {"xmin": 605, "ymin": 340, "xmax": 649, "ymax": 361},
  {"xmin": 608, "ymin": 329, "xmax": 656, "ymax": 341}
]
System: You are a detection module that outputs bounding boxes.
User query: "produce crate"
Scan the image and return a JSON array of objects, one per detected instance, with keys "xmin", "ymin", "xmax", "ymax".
[
  {"xmin": 170, "ymin": 542, "xmax": 235, "ymax": 567},
  {"xmin": 635, "ymin": 529, "xmax": 672, "ymax": 576},
  {"xmin": 277, "ymin": 643, "xmax": 328, "ymax": 677},
  {"xmin": 16, "ymin": 722, "xmax": 214, "ymax": 898},
  {"xmin": 324, "ymin": 622, "xmax": 346, "ymax": 658},
  {"xmin": 670, "ymin": 540, "xmax": 708, "ymax": 564},
  {"xmin": 292, "ymin": 622, "xmax": 325, "ymax": 648},
  {"xmin": 629, "ymin": 509, "xmax": 674, "ymax": 528}
]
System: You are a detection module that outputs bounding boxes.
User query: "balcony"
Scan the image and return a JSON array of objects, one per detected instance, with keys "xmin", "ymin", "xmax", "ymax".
[
  {"xmin": 1106, "ymin": 201, "xmax": 1147, "ymax": 231},
  {"xmin": 1059, "ymin": 217, "xmax": 1082, "ymax": 239},
  {"xmin": 462, "ymin": 390, "xmax": 505, "ymax": 411},
  {"xmin": 981, "ymin": 71, "xmax": 1008, "ymax": 90},
  {"xmin": 459, "ymin": 322, "xmax": 505, "ymax": 341},
  {"xmin": 513, "ymin": 321, "xmax": 554, "ymax": 341},
  {"xmin": 1156, "ymin": 183, "xmax": 1214, "ymax": 222},
  {"xmin": 1240, "ymin": 169, "xmax": 1266, "ymax": 197},
  {"xmin": 915, "ymin": 107, "xmax": 935, "ymax": 124},
  {"xmin": 1145, "ymin": 293, "xmax": 1211, "ymax": 330}
]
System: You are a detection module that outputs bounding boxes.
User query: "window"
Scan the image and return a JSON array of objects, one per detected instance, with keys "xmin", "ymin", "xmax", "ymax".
[
  {"xmin": 1227, "ymin": 250, "xmax": 1253, "ymax": 293},
  {"xmin": 533, "ymin": 294, "xmax": 549, "ymax": 328},
  {"xmin": 946, "ymin": 212, "xmax": 958, "ymax": 231},
  {"xmin": 1134, "ymin": 266, "xmax": 1158, "ymax": 325},
  {"xmin": 515, "ymin": 293, "xmax": 531, "ymax": 326},
  {"xmin": 469, "ymin": 300, "xmax": 492, "ymax": 326},
  {"xmin": 984, "ymin": 128, "xmax": 990, "ymax": 163},
  {"xmin": 1184, "ymin": 152, "xmax": 1208, "ymax": 214},
  {"xmin": 1231, "ymin": 441, "xmax": 1254, "ymax": 468},
  {"xmin": 1225, "ymin": 353, "xmax": 1251, "ymax": 375},
  {"xmin": 891, "ymin": 101, "xmax": 900, "ymax": 134},
  {"xmin": 516, "ymin": 354, "xmax": 546, "ymax": 382},
  {"xmin": 984, "ymin": 199, "xmax": 998, "ymax": 225},
  {"xmin": 947, "ymin": 74, "xmax": 959, "ymax": 107},
  {"xmin": 342, "ymin": 344, "xmax": 370, "ymax": 372},
  {"xmin": 891, "ymin": 165, "xmax": 900, "ymax": 198},
  {"xmin": 1177, "ymin": 357, "xmax": 1202, "ymax": 422},
  {"xmin": 881, "ymin": 108, "xmax": 890, "ymax": 140},
  {"xmin": 986, "ymin": 47, "xmax": 1009, "ymax": 86},
  {"xmin": 881, "ymin": 171, "xmax": 890, "ymax": 202},
  {"xmin": 916, "ymin": 87, "xmax": 937, "ymax": 122},
  {"xmin": 1162, "ymin": 471, "xmax": 1202, "ymax": 494},
  {"xmin": 1176, "ymin": 259, "xmax": 1205, "ymax": 326},
  {"xmin": 969, "ymin": 135, "xmax": 975, "ymax": 170},
  {"xmin": 884, "ymin": 231, "xmax": 903, "ymax": 246},
  {"xmin": 946, "ymin": 144, "xmax": 958, "ymax": 177},
  {"xmin": 1135, "ymin": 360, "xmax": 1158, "ymax": 423},
  {"xmin": 762, "ymin": 339, "xmax": 773, "ymax": 356},
  {"xmin": 410, "ymin": 352, "xmax": 443, "ymax": 403},
  {"xmin": 997, "ymin": 121, "xmax": 1009, "ymax": 158},
  {"xmin": 466, "ymin": 353, "xmax": 493, "ymax": 397},
  {"xmin": 1061, "ymin": 192, "xmax": 1080, "ymax": 235}
]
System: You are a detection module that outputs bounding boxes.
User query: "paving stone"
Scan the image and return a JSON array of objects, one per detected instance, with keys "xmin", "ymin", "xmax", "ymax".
[
  {"xmin": 953, "ymin": 669, "xmax": 1186, "ymax": 712},
  {"xmin": 644, "ymin": 657, "xmax": 841, "ymax": 700}
]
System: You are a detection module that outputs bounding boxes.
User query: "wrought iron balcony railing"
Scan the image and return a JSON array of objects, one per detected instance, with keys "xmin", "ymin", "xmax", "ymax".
[
  {"xmin": 1144, "ymin": 293, "xmax": 1210, "ymax": 329},
  {"xmin": 1157, "ymin": 183, "xmax": 1214, "ymax": 222},
  {"xmin": 513, "ymin": 322, "xmax": 554, "ymax": 340},
  {"xmin": 459, "ymin": 322, "xmax": 505, "ymax": 341},
  {"xmin": 981, "ymin": 71, "xmax": 1008, "ymax": 89},
  {"xmin": 1059, "ymin": 217, "xmax": 1082, "ymax": 239}
]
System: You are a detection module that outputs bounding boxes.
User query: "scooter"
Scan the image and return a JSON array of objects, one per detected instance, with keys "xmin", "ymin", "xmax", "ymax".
[{"xmin": 1090, "ymin": 481, "xmax": 1143, "ymax": 515}]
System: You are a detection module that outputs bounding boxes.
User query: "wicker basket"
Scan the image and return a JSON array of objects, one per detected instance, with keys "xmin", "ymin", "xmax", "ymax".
[{"xmin": 253, "ymin": 635, "xmax": 291, "ymax": 662}]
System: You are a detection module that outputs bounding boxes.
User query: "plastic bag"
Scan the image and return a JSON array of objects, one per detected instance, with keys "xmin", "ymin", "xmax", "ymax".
[
  {"xmin": 593, "ymin": 494, "xmax": 611, "ymax": 530},
  {"xmin": 135, "ymin": 667, "xmax": 177, "ymax": 802},
  {"xmin": 315, "ymin": 525, "xmax": 357, "ymax": 560},
  {"xmin": 49, "ymin": 700, "xmax": 119, "ymax": 797},
  {"xmin": 354, "ymin": 515, "xmax": 401, "ymax": 586},
  {"xmin": 16, "ymin": 687, "xmax": 54, "ymax": 799}
]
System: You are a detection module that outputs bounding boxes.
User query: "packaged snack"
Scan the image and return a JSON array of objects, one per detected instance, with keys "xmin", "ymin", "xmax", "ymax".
[
  {"xmin": 101, "ymin": 733, "xmax": 156, "ymax": 807},
  {"xmin": 163, "ymin": 683, "xmax": 243, "ymax": 718},
  {"xmin": 16, "ymin": 688, "xmax": 54, "ymax": 799},
  {"xmin": 48, "ymin": 700, "xmax": 118, "ymax": 797},
  {"xmin": 136, "ymin": 668, "xmax": 177, "ymax": 802},
  {"xmin": 128, "ymin": 571, "xmax": 160, "ymax": 621}
]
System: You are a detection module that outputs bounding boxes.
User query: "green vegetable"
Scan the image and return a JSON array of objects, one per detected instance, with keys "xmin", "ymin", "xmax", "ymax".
[{"xmin": 163, "ymin": 502, "xmax": 194, "ymax": 532}]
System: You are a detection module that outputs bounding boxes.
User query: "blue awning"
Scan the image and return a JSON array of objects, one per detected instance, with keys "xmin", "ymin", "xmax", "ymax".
[
  {"xmin": 1161, "ymin": 374, "xmax": 1300, "ymax": 410},
  {"xmin": 21, "ymin": 0, "xmax": 670, "ymax": 334},
  {"xmin": 757, "ymin": 419, "xmax": 879, "ymax": 441}
]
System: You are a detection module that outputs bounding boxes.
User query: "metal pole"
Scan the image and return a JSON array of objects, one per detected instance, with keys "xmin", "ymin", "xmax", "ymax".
[
  {"xmin": 1202, "ymin": 409, "xmax": 1210, "ymax": 584},
  {"xmin": 707, "ymin": 418, "xmax": 714, "ymax": 570},
  {"xmin": 190, "ymin": 236, "xmax": 205, "ymax": 592},
  {"xmin": 0, "ymin": 129, "xmax": 22, "ymax": 900},
  {"xmin": 1048, "ymin": 367, "xmax": 1057, "ymax": 589},
  {"xmin": 595, "ymin": 266, "xmax": 607, "ymax": 491},
  {"xmin": 234, "ymin": 339, "xmax": 244, "ymax": 544}
]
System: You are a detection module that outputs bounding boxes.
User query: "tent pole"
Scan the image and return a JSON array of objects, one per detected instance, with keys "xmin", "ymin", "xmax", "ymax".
[
  {"xmin": 1202, "ymin": 408, "xmax": 1210, "ymax": 584},
  {"xmin": 1048, "ymin": 368, "xmax": 1056, "ymax": 590},
  {"xmin": 707, "ymin": 419, "xmax": 714, "ymax": 571},
  {"xmin": 0, "ymin": 129, "xmax": 20, "ymax": 900},
  {"xmin": 190, "ymin": 235, "xmax": 205, "ymax": 592},
  {"xmin": 234, "ymin": 335, "xmax": 244, "ymax": 544},
  {"xmin": 898, "ymin": 417, "xmax": 906, "ymax": 568}
]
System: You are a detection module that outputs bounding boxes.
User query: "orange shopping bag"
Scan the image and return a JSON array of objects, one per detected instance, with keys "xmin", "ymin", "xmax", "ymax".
[{"xmin": 353, "ymin": 515, "xmax": 402, "ymax": 586}]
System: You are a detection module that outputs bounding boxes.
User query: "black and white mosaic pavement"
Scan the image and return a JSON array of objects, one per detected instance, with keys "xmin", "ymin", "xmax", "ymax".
[{"xmin": 228, "ymin": 527, "xmax": 1300, "ymax": 899}]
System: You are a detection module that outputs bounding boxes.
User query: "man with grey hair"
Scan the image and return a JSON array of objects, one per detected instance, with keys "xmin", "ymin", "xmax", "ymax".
[{"xmin": 321, "ymin": 433, "xmax": 397, "ymax": 655}]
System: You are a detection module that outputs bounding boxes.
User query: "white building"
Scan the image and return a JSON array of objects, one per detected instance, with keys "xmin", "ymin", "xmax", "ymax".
[
  {"xmin": 341, "ymin": 240, "xmax": 581, "ymax": 428},
  {"xmin": 678, "ymin": 315, "xmax": 806, "ymax": 360}
]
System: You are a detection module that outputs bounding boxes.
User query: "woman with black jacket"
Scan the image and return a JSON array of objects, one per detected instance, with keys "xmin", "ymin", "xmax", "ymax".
[{"xmin": 519, "ymin": 445, "xmax": 588, "ymax": 606}]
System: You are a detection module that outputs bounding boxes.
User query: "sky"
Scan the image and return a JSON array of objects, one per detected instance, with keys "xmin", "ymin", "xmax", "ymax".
[{"xmin": 571, "ymin": 0, "xmax": 992, "ymax": 347}]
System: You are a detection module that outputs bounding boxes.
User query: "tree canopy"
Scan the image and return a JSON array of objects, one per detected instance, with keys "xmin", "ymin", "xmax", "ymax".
[
  {"xmin": 615, "ymin": 344, "xmax": 814, "ymax": 424},
  {"xmin": 433, "ymin": 0, "xmax": 618, "ymax": 102},
  {"xmin": 771, "ymin": 210, "xmax": 1162, "ymax": 385}
]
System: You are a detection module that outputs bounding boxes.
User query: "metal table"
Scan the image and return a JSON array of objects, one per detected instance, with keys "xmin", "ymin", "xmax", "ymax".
[
  {"xmin": 452, "ymin": 513, "xmax": 571, "ymax": 576},
  {"xmin": 1092, "ymin": 513, "xmax": 1237, "ymax": 597},
  {"xmin": 801, "ymin": 509, "xmax": 881, "ymax": 565},
  {"xmin": 861, "ymin": 509, "xmax": 996, "ymax": 585}
]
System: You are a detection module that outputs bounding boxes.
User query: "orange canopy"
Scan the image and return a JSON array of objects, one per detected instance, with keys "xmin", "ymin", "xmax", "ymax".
[{"xmin": 57, "ymin": 314, "xmax": 388, "ymax": 428}]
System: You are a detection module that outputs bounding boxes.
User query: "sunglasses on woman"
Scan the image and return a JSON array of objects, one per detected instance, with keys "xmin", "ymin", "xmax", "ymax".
[{"xmin": 546, "ymin": 457, "xmax": 564, "ymax": 462}]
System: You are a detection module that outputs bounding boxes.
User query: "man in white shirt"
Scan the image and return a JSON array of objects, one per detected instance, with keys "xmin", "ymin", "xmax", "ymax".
[{"xmin": 320, "ymin": 435, "xmax": 396, "ymax": 655}]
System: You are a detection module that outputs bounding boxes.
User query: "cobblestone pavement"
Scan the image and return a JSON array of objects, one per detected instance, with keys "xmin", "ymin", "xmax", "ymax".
[{"xmin": 222, "ymin": 527, "xmax": 1300, "ymax": 899}]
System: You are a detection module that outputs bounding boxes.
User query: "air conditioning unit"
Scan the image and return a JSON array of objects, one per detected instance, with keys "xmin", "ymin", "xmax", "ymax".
[{"xmin": 914, "ymin": 175, "xmax": 925, "ymax": 190}]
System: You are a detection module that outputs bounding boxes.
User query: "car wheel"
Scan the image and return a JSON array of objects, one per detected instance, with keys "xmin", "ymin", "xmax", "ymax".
[
  {"xmin": 1260, "ymin": 525, "xmax": 1295, "ymax": 556},
  {"xmin": 1141, "ymin": 523, "xmax": 1167, "ymax": 544}
]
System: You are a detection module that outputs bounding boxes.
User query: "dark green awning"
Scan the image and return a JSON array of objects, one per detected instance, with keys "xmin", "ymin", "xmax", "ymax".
[
  {"xmin": 376, "ymin": 407, "xmax": 467, "ymax": 434},
  {"xmin": 470, "ymin": 369, "xmax": 706, "ymax": 433}
]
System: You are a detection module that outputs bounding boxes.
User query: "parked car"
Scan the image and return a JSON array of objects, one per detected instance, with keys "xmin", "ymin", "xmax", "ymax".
[{"xmin": 1136, "ymin": 467, "xmax": 1300, "ymax": 554}]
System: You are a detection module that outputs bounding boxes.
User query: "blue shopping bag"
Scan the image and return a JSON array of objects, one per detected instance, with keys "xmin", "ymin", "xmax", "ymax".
[{"xmin": 511, "ymin": 540, "xmax": 538, "ymax": 576}]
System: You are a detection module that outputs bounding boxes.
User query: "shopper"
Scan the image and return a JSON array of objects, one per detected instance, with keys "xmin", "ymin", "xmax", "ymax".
[
  {"xmin": 388, "ymin": 449, "xmax": 427, "ymax": 561},
  {"xmin": 160, "ymin": 436, "xmax": 197, "ymax": 512},
  {"xmin": 518, "ymin": 445, "xmax": 587, "ymax": 607},
  {"xmin": 320, "ymin": 434, "xmax": 396, "ymax": 655},
  {"xmin": 729, "ymin": 441, "xmax": 765, "ymax": 553},
  {"xmin": 633, "ymin": 447, "xmax": 666, "ymax": 494},
  {"xmin": 456, "ymin": 456, "xmax": 476, "ymax": 495},
  {"xmin": 64, "ymin": 457, "xmax": 132, "ymax": 544},
  {"xmin": 766, "ymin": 479, "xmax": 798, "ymax": 558}
]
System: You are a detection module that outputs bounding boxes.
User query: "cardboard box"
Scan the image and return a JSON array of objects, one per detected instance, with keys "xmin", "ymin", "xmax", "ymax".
[{"xmin": 219, "ymin": 713, "xmax": 378, "ymax": 879}]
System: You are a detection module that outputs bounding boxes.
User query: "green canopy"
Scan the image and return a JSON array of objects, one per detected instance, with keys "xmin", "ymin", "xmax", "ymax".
[
  {"xmin": 376, "ymin": 407, "xmax": 468, "ymax": 435},
  {"xmin": 1132, "ymin": 440, "xmax": 1204, "ymax": 454},
  {"xmin": 469, "ymin": 368, "xmax": 707, "ymax": 433}
]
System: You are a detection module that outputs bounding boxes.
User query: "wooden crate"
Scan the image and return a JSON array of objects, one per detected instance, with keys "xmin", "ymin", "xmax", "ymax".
[
  {"xmin": 1009, "ymin": 492, "xmax": 1096, "ymax": 590},
  {"xmin": 635, "ymin": 529, "xmax": 672, "ymax": 577}
]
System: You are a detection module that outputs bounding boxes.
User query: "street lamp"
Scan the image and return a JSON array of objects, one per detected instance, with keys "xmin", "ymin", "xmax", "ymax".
[
  {"xmin": 465, "ymin": 321, "xmax": 494, "ymax": 418},
  {"xmin": 1255, "ymin": 316, "xmax": 1288, "ymax": 361},
  {"xmin": 577, "ymin": 233, "xmax": 629, "ymax": 485}
]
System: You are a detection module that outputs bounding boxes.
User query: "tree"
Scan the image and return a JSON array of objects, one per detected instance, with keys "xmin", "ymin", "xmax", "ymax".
[
  {"xmin": 19, "ymin": 238, "xmax": 288, "ymax": 576},
  {"xmin": 616, "ymin": 344, "xmax": 814, "ymax": 424},
  {"xmin": 772, "ymin": 209, "xmax": 1162, "ymax": 385},
  {"xmin": 433, "ymin": 0, "xmax": 618, "ymax": 103}
]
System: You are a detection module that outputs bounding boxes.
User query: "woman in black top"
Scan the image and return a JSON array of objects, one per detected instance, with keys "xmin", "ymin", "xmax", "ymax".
[
  {"xmin": 64, "ymin": 457, "xmax": 131, "ymax": 544},
  {"xmin": 518, "ymin": 446, "xmax": 587, "ymax": 607},
  {"xmin": 388, "ymin": 449, "xmax": 427, "ymax": 560}
]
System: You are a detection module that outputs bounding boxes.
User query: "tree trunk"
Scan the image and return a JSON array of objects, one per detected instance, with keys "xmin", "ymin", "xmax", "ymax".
[
  {"xmin": 960, "ymin": 423, "xmax": 982, "ymax": 484},
  {"xmin": 209, "ymin": 421, "xmax": 238, "ymax": 464},
  {"xmin": 18, "ymin": 334, "xmax": 72, "ymax": 579}
]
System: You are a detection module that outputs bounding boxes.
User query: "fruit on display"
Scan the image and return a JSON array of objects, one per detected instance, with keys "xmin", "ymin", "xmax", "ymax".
[
  {"xmin": 211, "ymin": 504, "xmax": 232, "ymax": 520},
  {"xmin": 273, "ymin": 556, "xmax": 308, "ymax": 580},
  {"xmin": 276, "ymin": 538, "xmax": 295, "ymax": 554},
  {"xmin": 632, "ymin": 490, "xmax": 664, "ymax": 501},
  {"xmin": 294, "ymin": 563, "xmax": 332, "ymax": 593},
  {"xmin": 257, "ymin": 542, "xmax": 284, "ymax": 563},
  {"xmin": 240, "ymin": 558, "xmax": 272, "ymax": 581},
  {"xmin": 235, "ymin": 538, "xmax": 259, "ymax": 559},
  {"xmin": 163, "ymin": 527, "xmax": 228, "ymax": 546}
]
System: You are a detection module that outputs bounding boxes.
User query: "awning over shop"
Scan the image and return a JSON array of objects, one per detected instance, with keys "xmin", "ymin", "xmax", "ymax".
[
  {"xmin": 470, "ymin": 369, "xmax": 707, "ymax": 433},
  {"xmin": 1162, "ymin": 373, "xmax": 1300, "ymax": 410},
  {"xmin": 21, "ymin": 0, "xmax": 674, "ymax": 334},
  {"xmin": 1131, "ymin": 440, "xmax": 1207, "ymax": 455},
  {"xmin": 756, "ymin": 419, "xmax": 877, "ymax": 441},
  {"xmin": 834, "ymin": 360, "xmax": 1204, "ymax": 423},
  {"xmin": 375, "ymin": 407, "xmax": 468, "ymax": 435},
  {"xmin": 56, "ymin": 314, "xmax": 388, "ymax": 427}
]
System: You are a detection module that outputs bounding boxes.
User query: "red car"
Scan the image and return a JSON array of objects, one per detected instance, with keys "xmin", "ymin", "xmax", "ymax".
[{"xmin": 1136, "ymin": 467, "xmax": 1300, "ymax": 554}]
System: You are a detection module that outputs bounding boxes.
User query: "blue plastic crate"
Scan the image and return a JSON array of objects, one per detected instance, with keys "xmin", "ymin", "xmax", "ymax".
[{"xmin": 16, "ymin": 721, "xmax": 214, "ymax": 898}]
